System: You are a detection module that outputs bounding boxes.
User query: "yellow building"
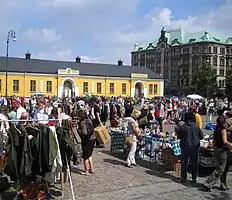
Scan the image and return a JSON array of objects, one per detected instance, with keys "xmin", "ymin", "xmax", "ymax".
[{"xmin": 0, "ymin": 53, "xmax": 164, "ymax": 98}]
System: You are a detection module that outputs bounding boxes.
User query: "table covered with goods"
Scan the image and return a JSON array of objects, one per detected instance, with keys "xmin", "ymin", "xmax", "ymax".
[
  {"xmin": 109, "ymin": 120, "xmax": 217, "ymax": 172},
  {"xmin": 199, "ymin": 134, "xmax": 216, "ymax": 168}
]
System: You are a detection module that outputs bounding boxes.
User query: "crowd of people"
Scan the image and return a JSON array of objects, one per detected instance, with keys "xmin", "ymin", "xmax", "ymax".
[{"xmin": 0, "ymin": 94, "xmax": 232, "ymax": 191}]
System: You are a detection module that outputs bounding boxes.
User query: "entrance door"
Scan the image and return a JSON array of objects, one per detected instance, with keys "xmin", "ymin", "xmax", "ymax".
[
  {"xmin": 134, "ymin": 82, "xmax": 144, "ymax": 98},
  {"xmin": 63, "ymin": 80, "xmax": 74, "ymax": 97}
]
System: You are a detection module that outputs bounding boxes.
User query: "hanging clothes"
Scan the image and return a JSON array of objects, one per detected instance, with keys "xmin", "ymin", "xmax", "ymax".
[
  {"xmin": 0, "ymin": 113, "xmax": 9, "ymax": 156},
  {"xmin": 45, "ymin": 126, "xmax": 62, "ymax": 183},
  {"xmin": 4, "ymin": 124, "xmax": 32, "ymax": 183},
  {"xmin": 56, "ymin": 124, "xmax": 78, "ymax": 171}
]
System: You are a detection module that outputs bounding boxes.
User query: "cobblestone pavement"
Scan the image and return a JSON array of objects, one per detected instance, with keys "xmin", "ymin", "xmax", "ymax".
[{"xmin": 55, "ymin": 116, "xmax": 232, "ymax": 200}]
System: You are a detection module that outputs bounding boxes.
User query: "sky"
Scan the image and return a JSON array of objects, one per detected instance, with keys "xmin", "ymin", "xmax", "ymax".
[{"xmin": 0, "ymin": 0, "xmax": 232, "ymax": 65}]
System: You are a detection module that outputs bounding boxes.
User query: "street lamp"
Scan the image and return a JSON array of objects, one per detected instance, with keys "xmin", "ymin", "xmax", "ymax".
[
  {"xmin": 206, "ymin": 59, "xmax": 210, "ymax": 98},
  {"xmin": 5, "ymin": 30, "xmax": 17, "ymax": 97}
]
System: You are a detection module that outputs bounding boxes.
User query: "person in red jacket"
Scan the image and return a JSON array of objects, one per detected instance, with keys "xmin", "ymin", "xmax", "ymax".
[
  {"xmin": 12, "ymin": 96, "xmax": 17, "ymax": 108},
  {"xmin": 21, "ymin": 96, "xmax": 25, "ymax": 107}
]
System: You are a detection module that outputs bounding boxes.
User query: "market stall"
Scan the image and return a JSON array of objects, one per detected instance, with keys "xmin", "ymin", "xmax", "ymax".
[
  {"xmin": 0, "ymin": 118, "xmax": 78, "ymax": 200},
  {"xmin": 110, "ymin": 128, "xmax": 128, "ymax": 152},
  {"xmin": 199, "ymin": 134, "xmax": 216, "ymax": 168}
]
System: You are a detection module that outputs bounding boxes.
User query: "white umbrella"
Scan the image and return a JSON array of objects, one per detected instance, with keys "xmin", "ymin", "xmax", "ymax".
[{"xmin": 187, "ymin": 94, "xmax": 204, "ymax": 100}]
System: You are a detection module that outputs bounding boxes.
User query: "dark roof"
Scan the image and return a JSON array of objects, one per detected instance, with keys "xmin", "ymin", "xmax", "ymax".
[{"xmin": 0, "ymin": 56, "xmax": 161, "ymax": 79}]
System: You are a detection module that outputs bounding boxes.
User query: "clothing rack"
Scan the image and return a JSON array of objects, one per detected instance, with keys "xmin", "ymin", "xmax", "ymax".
[
  {"xmin": 0, "ymin": 118, "xmax": 71, "ymax": 122},
  {"xmin": 0, "ymin": 117, "xmax": 75, "ymax": 200}
]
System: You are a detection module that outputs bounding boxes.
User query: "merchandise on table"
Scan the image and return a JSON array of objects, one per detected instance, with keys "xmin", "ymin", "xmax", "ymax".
[
  {"xmin": 205, "ymin": 123, "xmax": 216, "ymax": 131},
  {"xmin": 110, "ymin": 128, "xmax": 128, "ymax": 152},
  {"xmin": 142, "ymin": 135, "xmax": 181, "ymax": 156}
]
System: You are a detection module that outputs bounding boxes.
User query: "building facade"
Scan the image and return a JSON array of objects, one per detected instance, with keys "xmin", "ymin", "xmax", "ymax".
[
  {"xmin": 0, "ymin": 53, "xmax": 164, "ymax": 98},
  {"xmin": 131, "ymin": 28, "xmax": 232, "ymax": 95}
]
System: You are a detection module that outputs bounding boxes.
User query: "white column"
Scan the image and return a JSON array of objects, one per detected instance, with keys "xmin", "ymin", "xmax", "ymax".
[
  {"xmin": 58, "ymin": 85, "xmax": 63, "ymax": 98},
  {"xmin": 75, "ymin": 86, "xmax": 79, "ymax": 97},
  {"xmin": 160, "ymin": 81, "xmax": 164, "ymax": 96},
  {"xmin": 92, "ymin": 82, "xmax": 94, "ymax": 94},
  {"xmin": 40, "ymin": 80, "xmax": 43, "ymax": 93},
  {"xmin": 131, "ymin": 88, "xmax": 135, "ymax": 97},
  {"xmin": 144, "ymin": 87, "xmax": 147, "ymax": 98}
]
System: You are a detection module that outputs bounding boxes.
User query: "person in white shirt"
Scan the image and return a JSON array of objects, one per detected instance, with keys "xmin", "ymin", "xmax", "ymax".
[
  {"xmin": 16, "ymin": 101, "xmax": 26, "ymax": 120},
  {"xmin": 33, "ymin": 99, "xmax": 49, "ymax": 124}
]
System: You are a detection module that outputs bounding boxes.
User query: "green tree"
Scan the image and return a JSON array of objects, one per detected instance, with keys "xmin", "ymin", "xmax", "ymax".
[
  {"xmin": 225, "ymin": 73, "xmax": 232, "ymax": 101},
  {"xmin": 191, "ymin": 63, "xmax": 218, "ymax": 97}
]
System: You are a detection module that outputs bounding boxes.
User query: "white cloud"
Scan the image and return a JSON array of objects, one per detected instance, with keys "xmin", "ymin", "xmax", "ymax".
[
  {"xmin": 94, "ymin": 1, "xmax": 232, "ymax": 64},
  {"xmin": 0, "ymin": 0, "xmax": 232, "ymax": 65},
  {"xmin": 33, "ymin": 48, "xmax": 102, "ymax": 63},
  {"xmin": 21, "ymin": 28, "xmax": 62, "ymax": 44}
]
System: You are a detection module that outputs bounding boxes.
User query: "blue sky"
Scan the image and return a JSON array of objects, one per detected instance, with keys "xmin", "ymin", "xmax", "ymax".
[{"xmin": 0, "ymin": 0, "xmax": 231, "ymax": 64}]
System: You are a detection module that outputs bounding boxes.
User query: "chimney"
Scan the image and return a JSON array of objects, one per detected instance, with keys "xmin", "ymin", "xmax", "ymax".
[
  {"xmin": 75, "ymin": 56, "xmax": 81, "ymax": 63},
  {"xmin": 25, "ymin": 51, "xmax": 31, "ymax": 59},
  {"xmin": 118, "ymin": 59, "xmax": 123, "ymax": 66}
]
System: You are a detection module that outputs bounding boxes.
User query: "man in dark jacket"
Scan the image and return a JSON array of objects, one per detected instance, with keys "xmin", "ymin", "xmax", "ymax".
[{"xmin": 177, "ymin": 111, "xmax": 204, "ymax": 183}]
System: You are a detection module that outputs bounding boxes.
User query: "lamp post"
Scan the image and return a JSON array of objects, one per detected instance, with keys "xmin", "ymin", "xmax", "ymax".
[
  {"xmin": 5, "ymin": 30, "xmax": 17, "ymax": 97},
  {"xmin": 206, "ymin": 59, "xmax": 210, "ymax": 98}
]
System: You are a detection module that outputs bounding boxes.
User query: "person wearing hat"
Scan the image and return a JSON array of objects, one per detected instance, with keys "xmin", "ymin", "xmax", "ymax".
[{"xmin": 125, "ymin": 109, "xmax": 141, "ymax": 168}]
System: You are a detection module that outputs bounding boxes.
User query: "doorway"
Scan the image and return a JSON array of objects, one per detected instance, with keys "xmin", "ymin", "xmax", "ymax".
[
  {"xmin": 134, "ymin": 82, "xmax": 144, "ymax": 98},
  {"xmin": 63, "ymin": 79, "xmax": 75, "ymax": 97}
]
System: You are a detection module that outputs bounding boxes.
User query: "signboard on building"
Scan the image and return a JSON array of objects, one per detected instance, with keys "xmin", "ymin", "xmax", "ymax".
[
  {"xmin": 58, "ymin": 68, "xmax": 79, "ymax": 75},
  {"xmin": 131, "ymin": 73, "xmax": 148, "ymax": 78}
]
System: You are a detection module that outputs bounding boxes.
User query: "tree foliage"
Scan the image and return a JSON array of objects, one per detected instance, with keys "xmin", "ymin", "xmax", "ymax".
[
  {"xmin": 191, "ymin": 63, "xmax": 218, "ymax": 97},
  {"xmin": 225, "ymin": 72, "xmax": 232, "ymax": 101}
]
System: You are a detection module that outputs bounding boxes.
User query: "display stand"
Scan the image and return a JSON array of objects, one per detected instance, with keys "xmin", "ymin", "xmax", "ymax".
[{"xmin": 0, "ymin": 118, "xmax": 76, "ymax": 199}]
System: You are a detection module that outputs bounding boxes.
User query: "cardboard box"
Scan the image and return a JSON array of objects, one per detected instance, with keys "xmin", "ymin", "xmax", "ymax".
[
  {"xmin": 94, "ymin": 126, "xmax": 111, "ymax": 144},
  {"xmin": 162, "ymin": 148, "xmax": 180, "ymax": 172}
]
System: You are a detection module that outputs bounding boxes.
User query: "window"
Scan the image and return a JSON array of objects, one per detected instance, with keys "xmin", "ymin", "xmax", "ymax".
[
  {"xmin": 219, "ymin": 80, "xmax": 222, "ymax": 87},
  {"xmin": 149, "ymin": 84, "xmax": 153, "ymax": 95},
  {"xmin": 220, "ymin": 58, "xmax": 225, "ymax": 66},
  {"xmin": 222, "ymin": 80, "xmax": 225, "ymax": 88},
  {"xmin": 183, "ymin": 48, "xmax": 189, "ymax": 54},
  {"xmin": 83, "ymin": 82, "xmax": 88, "ymax": 93},
  {"xmin": 13, "ymin": 80, "xmax": 19, "ymax": 92},
  {"xmin": 46, "ymin": 81, "xmax": 52, "ymax": 93},
  {"xmin": 0, "ymin": 79, "xmax": 1, "ymax": 93},
  {"xmin": 154, "ymin": 85, "xmax": 158, "ymax": 95},
  {"xmin": 192, "ymin": 47, "xmax": 199, "ymax": 54},
  {"xmin": 30, "ymin": 80, "xmax": 36, "ymax": 92},
  {"xmin": 122, "ymin": 83, "xmax": 126, "ymax": 94},
  {"xmin": 213, "ymin": 69, "xmax": 217, "ymax": 75},
  {"xmin": 220, "ymin": 48, "xmax": 225, "ymax": 55},
  {"xmin": 97, "ymin": 83, "xmax": 102, "ymax": 94},
  {"xmin": 213, "ymin": 57, "xmax": 217, "ymax": 66},
  {"xmin": 110, "ymin": 83, "xmax": 114, "ymax": 94},
  {"xmin": 219, "ymin": 69, "xmax": 224, "ymax": 77},
  {"xmin": 214, "ymin": 47, "xmax": 218, "ymax": 54}
]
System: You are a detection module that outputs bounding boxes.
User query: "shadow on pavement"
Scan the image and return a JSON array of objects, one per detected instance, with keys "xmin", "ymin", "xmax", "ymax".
[
  {"xmin": 209, "ymin": 191, "xmax": 231, "ymax": 200},
  {"xmin": 101, "ymin": 149, "xmax": 214, "ymax": 188},
  {"xmin": 101, "ymin": 150, "xmax": 163, "ymax": 171},
  {"xmin": 103, "ymin": 158, "xmax": 126, "ymax": 166}
]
